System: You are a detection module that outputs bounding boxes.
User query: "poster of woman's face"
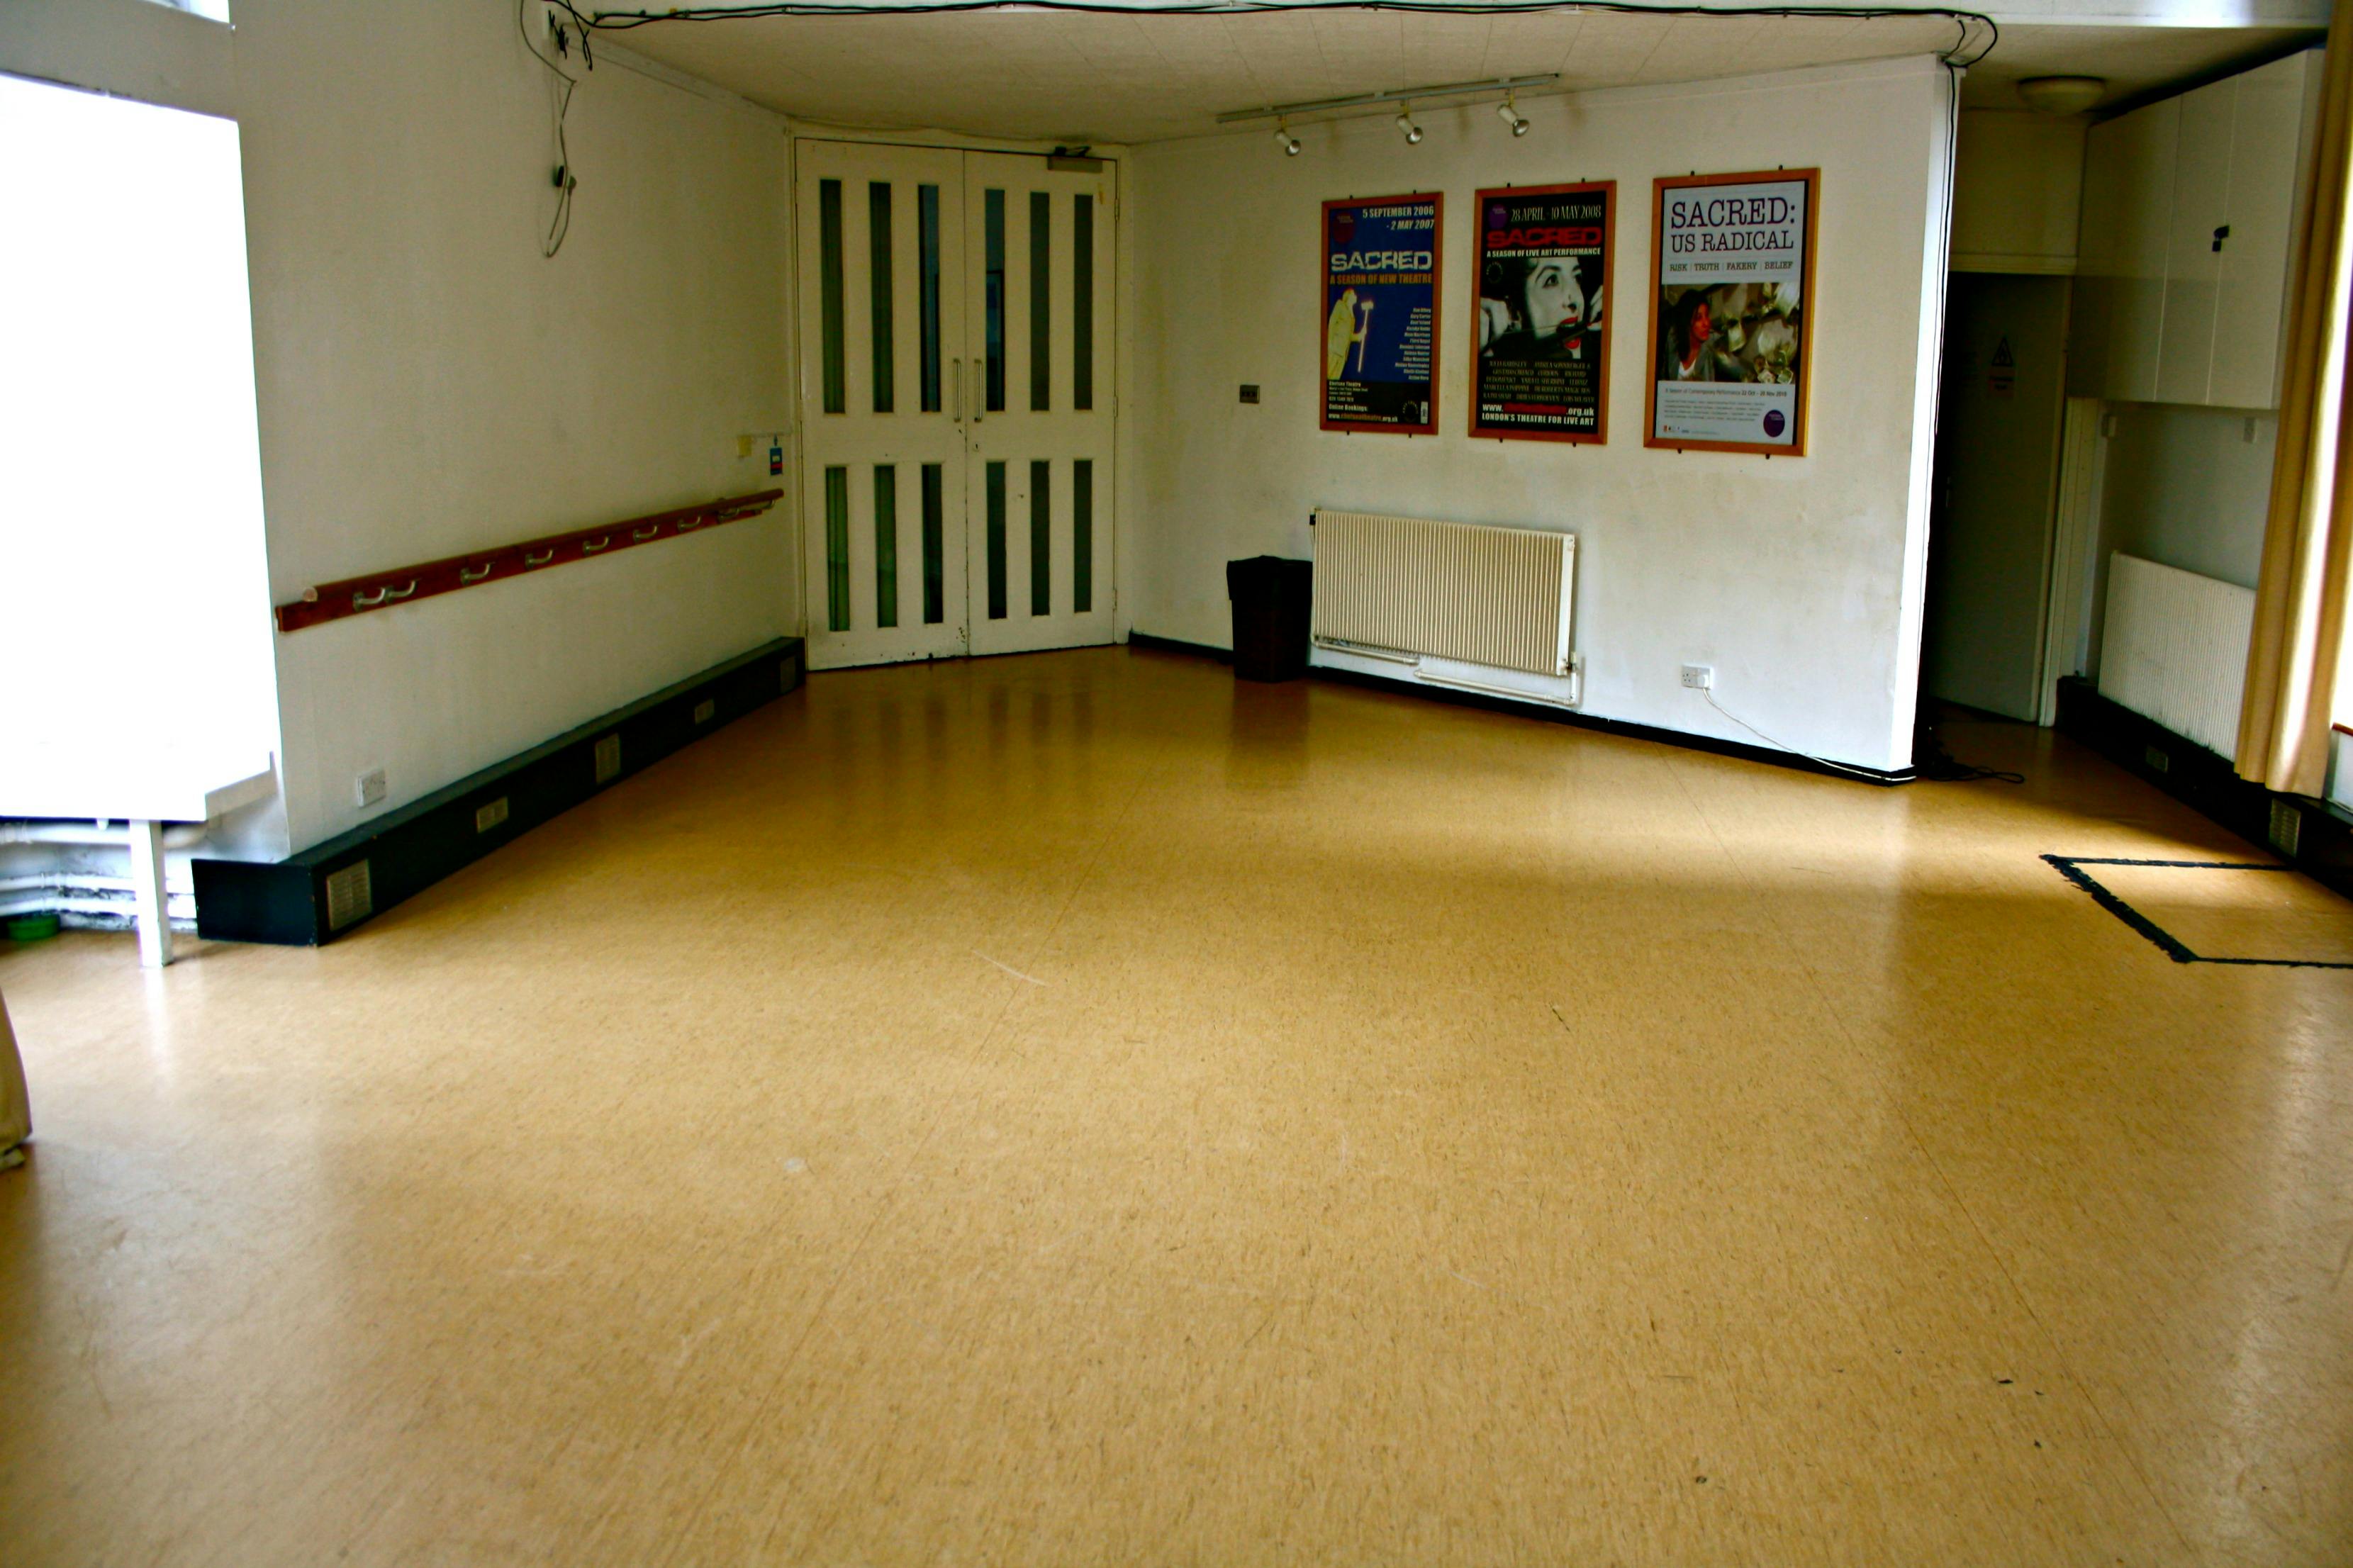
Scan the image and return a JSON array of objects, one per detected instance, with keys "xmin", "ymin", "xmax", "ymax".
[
  {"xmin": 1470, "ymin": 181, "xmax": 1614, "ymax": 442},
  {"xmin": 1481, "ymin": 256, "xmax": 1600, "ymax": 358}
]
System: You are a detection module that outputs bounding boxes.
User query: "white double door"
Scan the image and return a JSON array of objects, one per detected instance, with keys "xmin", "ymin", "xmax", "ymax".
[{"xmin": 795, "ymin": 140, "xmax": 1115, "ymax": 670}]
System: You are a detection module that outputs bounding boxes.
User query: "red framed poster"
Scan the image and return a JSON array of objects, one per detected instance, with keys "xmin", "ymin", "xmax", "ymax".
[
  {"xmin": 1321, "ymin": 192, "xmax": 1442, "ymax": 435},
  {"xmin": 1469, "ymin": 181, "xmax": 1615, "ymax": 443},
  {"xmin": 1645, "ymin": 168, "xmax": 1820, "ymax": 457}
]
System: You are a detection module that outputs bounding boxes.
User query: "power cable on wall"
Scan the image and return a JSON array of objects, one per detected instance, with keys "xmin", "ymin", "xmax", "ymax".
[
  {"xmin": 520, "ymin": 0, "xmax": 593, "ymax": 257},
  {"xmin": 1699, "ymin": 688, "xmax": 1894, "ymax": 781},
  {"xmin": 561, "ymin": 1, "xmax": 1997, "ymax": 71}
]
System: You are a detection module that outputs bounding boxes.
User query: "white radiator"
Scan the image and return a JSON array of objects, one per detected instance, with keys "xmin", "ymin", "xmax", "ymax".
[
  {"xmin": 1310, "ymin": 510, "xmax": 1579, "ymax": 705},
  {"xmin": 2098, "ymin": 552, "xmax": 2254, "ymax": 759}
]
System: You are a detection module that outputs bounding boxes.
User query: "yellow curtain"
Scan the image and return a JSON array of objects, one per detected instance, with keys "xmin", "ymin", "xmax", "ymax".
[{"xmin": 2240, "ymin": 11, "xmax": 2353, "ymax": 795}]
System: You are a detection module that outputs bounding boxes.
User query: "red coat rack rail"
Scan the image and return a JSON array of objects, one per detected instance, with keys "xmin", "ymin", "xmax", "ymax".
[{"xmin": 272, "ymin": 488, "xmax": 785, "ymax": 634}]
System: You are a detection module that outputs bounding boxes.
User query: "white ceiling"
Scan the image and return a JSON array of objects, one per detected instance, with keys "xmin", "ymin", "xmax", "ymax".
[{"xmin": 596, "ymin": 7, "xmax": 2323, "ymax": 143}]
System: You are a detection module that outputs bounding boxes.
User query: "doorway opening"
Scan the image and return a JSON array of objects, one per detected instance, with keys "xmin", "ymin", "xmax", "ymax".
[{"xmin": 1921, "ymin": 272, "xmax": 2073, "ymax": 727}]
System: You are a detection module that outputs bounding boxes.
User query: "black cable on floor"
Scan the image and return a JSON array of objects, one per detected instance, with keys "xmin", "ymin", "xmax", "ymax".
[{"xmin": 1913, "ymin": 722, "xmax": 2024, "ymax": 783}]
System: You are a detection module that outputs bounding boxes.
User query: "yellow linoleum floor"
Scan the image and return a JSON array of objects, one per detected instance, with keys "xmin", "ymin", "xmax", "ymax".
[{"xmin": 3, "ymin": 646, "xmax": 2350, "ymax": 1566}]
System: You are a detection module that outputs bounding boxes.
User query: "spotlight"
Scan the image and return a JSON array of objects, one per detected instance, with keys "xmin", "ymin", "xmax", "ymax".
[
  {"xmin": 1395, "ymin": 106, "xmax": 1424, "ymax": 145},
  {"xmin": 1273, "ymin": 120, "xmax": 1301, "ymax": 156},
  {"xmin": 1497, "ymin": 94, "xmax": 1530, "ymax": 137}
]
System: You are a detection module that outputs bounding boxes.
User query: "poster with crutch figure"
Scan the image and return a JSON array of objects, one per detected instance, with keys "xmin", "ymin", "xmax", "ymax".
[{"xmin": 1321, "ymin": 194, "xmax": 1441, "ymax": 435}]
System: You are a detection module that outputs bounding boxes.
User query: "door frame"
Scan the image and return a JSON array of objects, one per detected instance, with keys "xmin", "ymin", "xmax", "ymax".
[{"xmin": 2039, "ymin": 396, "xmax": 2106, "ymax": 725}]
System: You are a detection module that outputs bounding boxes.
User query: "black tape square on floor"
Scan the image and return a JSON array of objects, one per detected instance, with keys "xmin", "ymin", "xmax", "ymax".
[{"xmin": 2042, "ymin": 855, "xmax": 2353, "ymax": 970}]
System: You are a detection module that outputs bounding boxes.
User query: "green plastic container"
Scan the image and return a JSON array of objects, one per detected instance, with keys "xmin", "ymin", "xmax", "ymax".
[{"xmin": 6, "ymin": 913, "xmax": 60, "ymax": 944}]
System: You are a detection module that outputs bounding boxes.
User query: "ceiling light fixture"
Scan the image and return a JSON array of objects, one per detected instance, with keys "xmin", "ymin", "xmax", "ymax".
[
  {"xmin": 1396, "ymin": 104, "xmax": 1424, "ymax": 145},
  {"xmin": 1273, "ymin": 119, "xmax": 1301, "ymax": 156},
  {"xmin": 2016, "ymin": 75, "xmax": 2106, "ymax": 115},
  {"xmin": 1217, "ymin": 74, "xmax": 1557, "ymax": 135},
  {"xmin": 1497, "ymin": 93, "xmax": 1530, "ymax": 137}
]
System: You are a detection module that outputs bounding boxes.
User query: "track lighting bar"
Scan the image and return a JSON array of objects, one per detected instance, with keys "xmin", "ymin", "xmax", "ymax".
[{"xmin": 1217, "ymin": 73, "xmax": 1558, "ymax": 126}]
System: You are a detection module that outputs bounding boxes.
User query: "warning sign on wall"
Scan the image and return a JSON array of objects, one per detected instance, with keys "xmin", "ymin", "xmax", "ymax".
[{"xmin": 1988, "ymin": 337, "xmax": 2015, "ymax": 398}]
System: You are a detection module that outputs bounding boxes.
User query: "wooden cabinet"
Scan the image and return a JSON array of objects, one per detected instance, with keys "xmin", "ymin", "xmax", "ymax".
[
  {"xmin": 2072, "ymin": 96, "xmax": 2178, "ymax": 401},
  {"xmin": 2211, "ymin": 52, "xmax": 2314, "ymax": 408},
  {"xmin": 2154, "ymin": 80, "xmax": 2233, "ymax": 403},
  {"xmin": 2069, "ymin": 49, "xmax": 2319, "ymax": 409}
]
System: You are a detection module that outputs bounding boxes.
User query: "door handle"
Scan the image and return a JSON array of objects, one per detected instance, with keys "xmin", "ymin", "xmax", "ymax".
[
  {"xmin": 973, "ymin": 359, "xmax": 985, "ymax": 425},
  {"xmin": 951, "ymin": 356, "xmax": 963, "ymax": 421}
]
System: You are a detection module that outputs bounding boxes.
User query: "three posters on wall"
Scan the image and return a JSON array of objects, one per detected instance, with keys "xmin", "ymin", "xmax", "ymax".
[{"xmin": 1319, "ymin": 169, "xmax": 1818, "ymax": 456}]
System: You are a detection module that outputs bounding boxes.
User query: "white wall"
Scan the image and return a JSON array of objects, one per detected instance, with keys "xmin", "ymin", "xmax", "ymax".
[
  {"xmin": 233, "ymin": 1, "xmax": 795, "ymax": 853},
  {"xmin": 1127, "ymin": 57, "xmax": 1956, "ymax": 772},
  {"xmin": 1951, "ymin": 109, "xmax": 2086, "ymax": 274},
  {"xmin": 2080, "ymin": 403, "xmax": 2276, "ymax": 685},
  {"xmin": 2, "ymin": 0, "xmax": 799, "ymax": 860},
  {"xmin": 2097, "ymin": 405, "xmax": 2275, "ymax": 590}
]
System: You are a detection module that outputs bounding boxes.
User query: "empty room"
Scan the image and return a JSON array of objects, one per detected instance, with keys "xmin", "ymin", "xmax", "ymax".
[{"xmin": 5, "ymin": 0, "xmax": 2353, "ymax": 1561}]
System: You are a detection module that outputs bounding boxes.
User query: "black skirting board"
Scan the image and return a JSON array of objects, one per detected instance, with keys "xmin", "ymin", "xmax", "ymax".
[
  {"xmin": 2053, "ymin": 673, "xmax": 2353, "ymax": 902},
  {"xmin": 1126, "ymin": 631, "xmax": 1913, "ymax": 785},
  {"xmin": 194, "ymin": 638, "xmax": 803, "ymax": 946}
]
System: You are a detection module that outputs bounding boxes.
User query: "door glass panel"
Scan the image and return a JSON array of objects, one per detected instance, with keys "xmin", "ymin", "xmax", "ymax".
[
  {"xmin": 1073, "ymin": 194, "xmax": 1094, "ymax": 411},
  {"xmin": 985, "ymin": 461, "xmax": 1007, "ymax": 620},
  {"xmin": 868, "ymin": 182, "xmax": 894, "ymax": 414},
  {"xmin": 919, "ymin": 184, "xmax": 941, "ymax": 413},
  {"xmin": 985, "ymin": 189, "xmax": 1005, "ymax": 412},
  {"xmin": 921, "ymin": 462, "xmax": 944, "ymax": 625},
  {"xmin": 819, "ymin": 179, "xmax": 845, "ymax": 415},
  {"xmin": 873, "ymin": 464, "xmax": 898, "ymax": 628},
  {"xmin": 1029, "ymin": 191, "xmax": 1051, "ymax": 411},
  {"xmin": 1029, "ymin": 459, "xmax": 1051, "ymax": 615},
  {"xmin": 1073, "ymin": 459, "xmax": 1093, "ymax": 612},
  {"xmin": 824, "ymin": 465, "xmax": 850, "ymax": 631}
]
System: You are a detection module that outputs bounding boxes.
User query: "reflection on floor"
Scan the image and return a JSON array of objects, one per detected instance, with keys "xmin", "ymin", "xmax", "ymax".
[{"xmin": 3, "ymin": 645, "xmax": 2349, "ymax": 1565}]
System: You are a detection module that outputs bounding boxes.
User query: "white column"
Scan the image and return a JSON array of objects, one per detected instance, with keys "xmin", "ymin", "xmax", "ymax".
[{"xmin": 128, "ymin": 819, "xmax": 173, "ymax": 968}]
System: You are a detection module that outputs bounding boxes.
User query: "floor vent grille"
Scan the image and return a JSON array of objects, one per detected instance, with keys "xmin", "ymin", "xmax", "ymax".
[
  {"xmin": 2271, "ymin": 798, "xmax": 2304, "ymax": 857},
  {"xmin": 324, "ymin": 860, "xmax": 374, "ymax": 932}
]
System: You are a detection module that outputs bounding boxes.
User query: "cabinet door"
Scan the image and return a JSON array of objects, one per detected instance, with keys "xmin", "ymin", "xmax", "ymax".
[
  {"xmin": 2072, "ymin": 96, "xmax": 2178, "ymax": 401},
  {"xmin": 2155, "ymin": 78, "xmax": 2235, "ymax": 404},
  {"xmin": 2211, "ymin": 50, "xmax": 2315, "ymax": 409}
]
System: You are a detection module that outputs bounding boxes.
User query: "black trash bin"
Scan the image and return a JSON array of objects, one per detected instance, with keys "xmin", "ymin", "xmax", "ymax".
[{"xmin": 1226, "ymin": 555, "xmax": 1314, "ymax": 682}]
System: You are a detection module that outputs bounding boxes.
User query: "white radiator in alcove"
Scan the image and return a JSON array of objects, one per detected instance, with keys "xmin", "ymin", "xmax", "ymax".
[
  {"xmin": 1309, "ymin": 510, "xmax": 1580, "ymax": 705},
  {"xmin": 2098, "ymin": 552, "xmax": 2255, "ymax": 759}
]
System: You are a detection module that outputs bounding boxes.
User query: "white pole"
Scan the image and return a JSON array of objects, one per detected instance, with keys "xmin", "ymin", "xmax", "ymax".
[{"xmin": 128, "ymin": 820, "xmax": 173, "ymax": 968}]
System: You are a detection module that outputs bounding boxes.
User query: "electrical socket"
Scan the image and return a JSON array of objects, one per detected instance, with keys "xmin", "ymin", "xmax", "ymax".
[
  {"xmin": 1680, "ymin": 663, "xmax": 1714, "ymax": 691},
  {"xmin": 355, "ymin": 768, "xmax": 387, "ymax": 808}
]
